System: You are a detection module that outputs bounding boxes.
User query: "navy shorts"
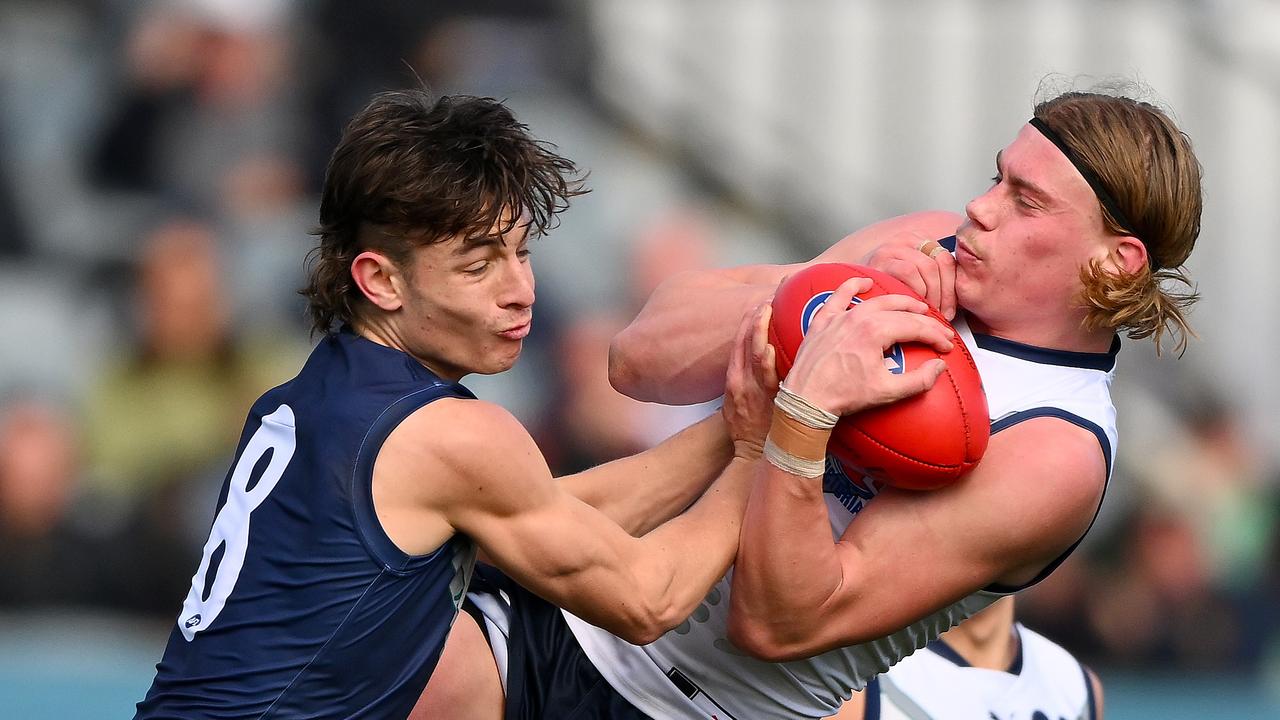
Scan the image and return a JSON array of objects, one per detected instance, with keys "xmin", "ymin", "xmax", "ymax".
[{"xmin": 464, "ymin": 565, "xmax": 651, "ymax": 720}]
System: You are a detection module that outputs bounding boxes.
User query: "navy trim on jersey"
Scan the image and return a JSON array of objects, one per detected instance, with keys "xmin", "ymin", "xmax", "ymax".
[
  {"xmin": 989, "ymin": 408, "xmax": 1112, "ymax": 479},
  {"xmin": 1008, "ymin": 629, "xmax": 1024, "ymax": 675},
  {"xmin": 983, "ymin": 408, "xmax": 1111, "ymax": 594},
  {"xmin": 971, "ymin": 333, "xmax": 1120, "ymax": 372},
  {"xmin": 863, "ymin": 677, "xmax": 881, "ymax": 720},
  {"xmin": 924, "ymin": 632, "xmax": 1023, "ymax": 675},
  {"xmin": 1082, "ymin": 662, "xmax": 1098, "ymax": 720},
  {"xmin": 351, "ymin": 383, "xmax": 475, "ymax": 573},
  {"xmin": 925, "ymin": 639, "xmax": 970, "ymax": 668},
  {"xmin": 938, "ymin": 235, "xmax": 958, "ymax": 252}
]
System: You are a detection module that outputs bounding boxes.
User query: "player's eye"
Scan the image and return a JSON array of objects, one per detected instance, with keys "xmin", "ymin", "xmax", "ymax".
[
  {"xmin": 516, "ymin": 247, "xmax": 532, "ymax": 261},
  {"xmin": 463, "ymin": 261, "xmax": 489, "ymax": 275},
  {"xmin": 989, "ymin": 173, "xmax": 1003, "ymax": 185}
]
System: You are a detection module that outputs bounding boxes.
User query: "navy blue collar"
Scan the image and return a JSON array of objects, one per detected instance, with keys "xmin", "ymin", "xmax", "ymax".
[
  {"xmin": 926, "ymin": 632, "xmax": 1023, "ymax": 675},
  {"xmin": 971, "ymin": 332, "xmax": 1120, "ymax": 372}
]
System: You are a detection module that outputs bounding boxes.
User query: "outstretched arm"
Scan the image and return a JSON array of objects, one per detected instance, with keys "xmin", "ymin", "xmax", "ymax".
[
  {"xmin": 384, "ymin": 304, "xmax": 777, "ymax": 645},
  {"xmin": 610, "ymin": 210, "xmax": 962, "ymax": 404},
  {"xmin": 556, "ymin": 412, "xmax": 731, "ymax": 537}
]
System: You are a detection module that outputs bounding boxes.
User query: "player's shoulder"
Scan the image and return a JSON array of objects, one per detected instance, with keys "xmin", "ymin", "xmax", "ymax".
[
  {"xmin": 384, "ymin": 397, "xmax": 542, "ymax": 485},
  {"xmin": 396, "ymin": 397, "xmax": 532, "ymax": 455},
  {"xmin": 992, "ymin": 416, "xmax": 1107, "ymax": 488},
  {"xmin": 974, "ymin": 418, "xmax": 1107, "ymax": 564},
  {"xmin": 979, "ymin": 416, "xmax": 1106, "ymax": 523}
]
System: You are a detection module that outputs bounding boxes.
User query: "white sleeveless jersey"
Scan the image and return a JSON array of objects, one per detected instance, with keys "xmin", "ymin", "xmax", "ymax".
[
  {"xmin": 564, "ymin": 316, "xmax": 1119, "ymax": 719},
  {"xmin": 873, "ymin": 624, "xmax": 1097, "ymax": 720}
]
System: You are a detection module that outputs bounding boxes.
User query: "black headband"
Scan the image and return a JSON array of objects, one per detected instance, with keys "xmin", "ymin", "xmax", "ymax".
[{"xmin": 1029, "ymin": 117, "xmax": 1156, "ymax": 269}]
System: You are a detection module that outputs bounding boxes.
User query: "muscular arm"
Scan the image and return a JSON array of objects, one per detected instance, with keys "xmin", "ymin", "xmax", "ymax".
[
  {"xmin": 728, "ymin": 418, "xmax": 1106, "ymax": 660},
  {"xmin": 611, "ymin": 210, "xmax": 962, "ymax": 404},
  {"xmin": 380, "ymin": 306, "xmax": 775, "ymax": 645},
  {"xmin": 411, "ymin": 399, "xmax": 755, "ymax": 644},
  {"xmin": 557, "ymin": 412, "xmax": 732, "ymax": 536}
]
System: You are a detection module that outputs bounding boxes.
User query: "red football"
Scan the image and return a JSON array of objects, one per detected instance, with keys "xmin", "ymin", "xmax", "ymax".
[{"xmin": 768, "ymin": 263, "xmax": 988, "ymax": 490}]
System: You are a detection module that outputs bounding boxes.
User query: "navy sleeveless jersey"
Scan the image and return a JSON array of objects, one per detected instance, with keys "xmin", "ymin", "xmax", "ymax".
[{"xmin": 136, "ymin": 330, "xmax": 478, "ymax": 719}]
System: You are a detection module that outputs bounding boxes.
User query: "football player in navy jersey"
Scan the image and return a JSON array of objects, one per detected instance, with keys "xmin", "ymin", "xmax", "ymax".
[
  {"xmin": 135, "ymin": 89, "xmax": 949, "ymax": 720},
  {"xmin": 413, "ymin": 87, "xmax": 1203, "ymax": 719}
]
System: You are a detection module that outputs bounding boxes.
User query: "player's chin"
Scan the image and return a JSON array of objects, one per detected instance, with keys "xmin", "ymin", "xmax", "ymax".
[
  {"xmin": 953, "ymin": 272, "xmax": 979, "ymax": 306},
  {"xmin": 481, "ymin": 344, "xmax": 523, "ymax": 375}
]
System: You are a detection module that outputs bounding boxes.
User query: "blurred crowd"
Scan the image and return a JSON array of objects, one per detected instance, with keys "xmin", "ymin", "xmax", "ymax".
[{"xmin": 0, "ymin": 0, "xmax": 1276, "ymax": 685}]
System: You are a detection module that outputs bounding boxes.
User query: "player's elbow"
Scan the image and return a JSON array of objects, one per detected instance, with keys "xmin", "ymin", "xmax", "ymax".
[
  {"xmin": 608, "ymin": 597, "xmax": 682, "ymax": 646},
  {"xmin": 726, "ymin": 611, "xmax": 808, "ymax": 662},
  {"xmin": 608, "ymin": 327, "xmax": 670, "ymax": 403},
  {"xmin": 607, "ymin": 329, "xmax": 645, "ymax": 399},
  {"xmin": 614, "ymin": 620, "xmax": 667, "ymax": 647}
]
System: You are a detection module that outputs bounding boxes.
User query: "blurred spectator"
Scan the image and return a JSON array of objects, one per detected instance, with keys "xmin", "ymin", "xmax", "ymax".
[
  {"xmin": 81, "ymin": 217, "xmax": 299, "ymax": 513},
  {"xmin": 0, "ymin": 397, "xmax": 99, "ymax": 608},
  {"xmin": 0, "ymin": 393, "xmax": 204, "ymax": 616},
  {"xmin": 1164, "ymin": 392, "xmax": 1276, "ymax": 593},
  {"xmin": 535, "ymin": 206, "xmax": 725, "ymax": 475},
  {"xmin": 89, "ymin": 0, "xmax": 301, "ymax": 217},
  {"xmin": 536, "ymin": 312, "xmax": 653, "ymax": 475},
  {"xmin": 302, "ymin": 0, "xmax": 562, "ymax": 187},
  {"xmin": 626, "ymin": 207, "xmax": 719, "ymax": 314}
]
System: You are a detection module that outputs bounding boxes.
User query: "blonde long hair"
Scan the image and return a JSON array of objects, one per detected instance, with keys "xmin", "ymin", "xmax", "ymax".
[{"xmin": 1034, "ymin": 88, "xmax": 1202, "ymax": 355}]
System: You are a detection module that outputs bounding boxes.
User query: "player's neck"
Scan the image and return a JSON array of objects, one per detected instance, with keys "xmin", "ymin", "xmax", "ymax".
[
  {"xmin": 352, "ymin": 320, "xmax": 465, "ymax": 382},
  {"xmin": 937, "ymin": 602, "xmax": 1019, "ymax": 671},
  {"xmin": 962, "ymin": 310, "xmax": 1116, "ymax": 355}
]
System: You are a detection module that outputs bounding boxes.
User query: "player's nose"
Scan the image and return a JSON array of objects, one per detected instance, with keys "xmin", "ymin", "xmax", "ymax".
[
  {"xmin": 964, "ymin": 189, "xmax": 998, "ymax": 232},
  {"xmin": 500, "ymin": 260, "xmax": 535, "ymax": 309}
]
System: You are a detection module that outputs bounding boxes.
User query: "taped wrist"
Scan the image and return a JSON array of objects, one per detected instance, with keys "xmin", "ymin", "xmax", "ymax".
[
  {"xmin": 774, "ymin": 384, "xmax": 838, "ymax": 429},
  {"xmin": 764, "ymin": 386, "xmax": 835, "ymax": 478}
]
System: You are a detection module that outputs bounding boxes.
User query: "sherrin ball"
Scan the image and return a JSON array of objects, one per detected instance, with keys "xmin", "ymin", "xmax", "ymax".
[{"xmin": 768, "ymin": 263, "xmax": 989, "ymax": 490}]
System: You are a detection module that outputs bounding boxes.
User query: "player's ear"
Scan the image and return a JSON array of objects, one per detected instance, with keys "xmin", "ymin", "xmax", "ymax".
[
  {"xmin": 1107, "ymin": 235, "xmax": 1148, "ymax": 275},
  {"xmin": 351, "ymin": 251, "xmax": 405, "ymax": 311}
]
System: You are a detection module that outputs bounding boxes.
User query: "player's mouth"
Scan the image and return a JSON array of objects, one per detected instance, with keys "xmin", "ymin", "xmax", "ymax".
[
  {"xmin": 498, "ymin": 321, "xmax": 531, "ymax": 340},
  {"xmin": 955, "ymin": 237, "xmax": 980, "ymax": 262}
]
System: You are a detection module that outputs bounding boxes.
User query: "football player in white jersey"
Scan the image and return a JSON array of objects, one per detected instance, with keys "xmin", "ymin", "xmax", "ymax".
[
  {"xmin": 419, "ymin": 86, "xmax": 1202, "ymax": 719},
  {"xmin": 829, "ymin": 597, "xmax": 1104, "ymax": 720}
]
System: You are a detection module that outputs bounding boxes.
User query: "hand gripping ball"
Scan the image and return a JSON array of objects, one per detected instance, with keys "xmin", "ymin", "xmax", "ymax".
[{"xmin": 768, "ymin": 263, "xmax": 989, "ymax": 490}]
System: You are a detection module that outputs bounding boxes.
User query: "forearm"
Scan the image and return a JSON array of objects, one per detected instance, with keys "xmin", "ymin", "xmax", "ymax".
[
  {"xmin": 631, "ymin": 453, "xmax": 758, "ymax": 626},
  {"xmin": 517, "ymin": 453, "xmax": 758, "ymax": 644},
  {"xmin": 611, "ymin": 211, "xmax": 962, "ymax": 405},
  {"xmin": 557, "ymin": 413, "xmax": 733, "ymax": 536},
  {"xmin": 730, "ymin": 460, "xmax": 846, "ymax": 650},
  {"xmin": 610, "ymin": 267, "xmax": 793, "ymax": 404},
  {"xmin": 811, "ymin": 210, "xmax": 964, "ymax": 266}
]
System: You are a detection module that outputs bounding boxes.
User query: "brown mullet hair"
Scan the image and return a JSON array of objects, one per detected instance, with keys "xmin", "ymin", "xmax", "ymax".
[
  {"xmin": 301, "ymin": 90, "xmax": 587, "ymax": 335},
  {"xmin": 1033, "ymin": 87, "xmax": 1203, "ymax": 355}
]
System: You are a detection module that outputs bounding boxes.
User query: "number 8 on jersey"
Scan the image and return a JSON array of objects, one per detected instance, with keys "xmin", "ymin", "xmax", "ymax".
[{"xmin": 179, "ymin": 405, "xmax": 297, "ymax": 641}]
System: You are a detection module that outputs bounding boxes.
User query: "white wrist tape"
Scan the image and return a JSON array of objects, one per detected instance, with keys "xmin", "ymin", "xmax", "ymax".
[
  {"xmin": 764, "ymin": 437, "xmax": 827, "ymax": 478},
  {"xmin": 774, "ymin": 384, "xmax": 838, "ymax": 430}
]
